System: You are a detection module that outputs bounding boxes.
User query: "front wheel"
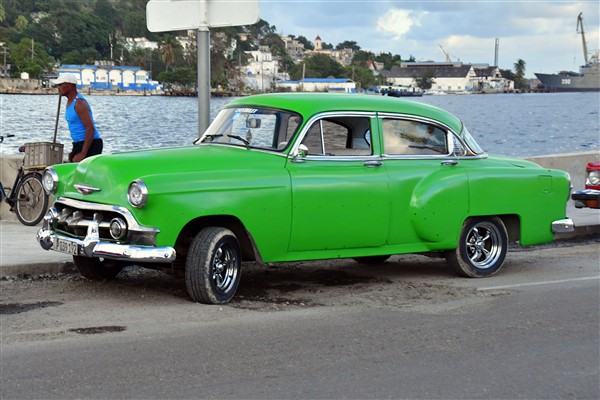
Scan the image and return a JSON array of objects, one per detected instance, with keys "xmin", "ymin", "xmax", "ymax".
[
  {"xmin": 446, "ymin": 217, "xmax": 508, "ymax": 278},
  {"xmin": 73, "ymin": 256, "xmax": 124, "ymax": 280},
  {"xmin": 185, "ymin": 227, "xmax": 241, "ymax": 304},
  {"xmin": 15, "ymin": 172, "xmax": 48, "ymax": 226}
]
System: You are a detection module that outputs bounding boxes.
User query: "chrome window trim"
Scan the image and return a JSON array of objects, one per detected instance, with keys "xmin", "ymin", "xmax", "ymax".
[
  {"xmin": 377, "ymin": 112, "xmax": 481, "ymax": 158},
  {"xmin": 288, "ymin": 111, "xmax": 378, "ymax": 160}
]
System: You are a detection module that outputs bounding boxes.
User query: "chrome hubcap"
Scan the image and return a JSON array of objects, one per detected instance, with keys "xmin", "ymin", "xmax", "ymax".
[
  {"xmin": 212, "ymin": 244, "xmax": 238, "ymax": 294},
  {"xmin": 465, "ymin": 222, "xmax": 502, "ymax": 269}
]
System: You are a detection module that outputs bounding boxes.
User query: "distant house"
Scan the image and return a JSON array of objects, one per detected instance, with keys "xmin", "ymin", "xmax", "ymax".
[
  {"xmin": 276, "ymin": 78, "xmax": 356, "ymax": 93},
  {"xmin": 56, "ymin": 64, "xmax": 158, "ymax": 91},
  {"xmin": 381, "ymin": 62, "xmax": 514, "ymax": 93},
  {"xmin": 382, "ymin": 62, "xmax": 476, "ymax": 92},
  {"xmin": 241, "ymin": 46, "xmax": 289, "ymax": 92},
  {"xmin": 307, "ymin": 35, "xmax": 354, "ymax": 66},
  {"xmin": 472, "ymin": 65, "xmax": 514, "ymax": 92},
  {"xmin": 281, "ymin": 35, "xmax": 306, "ymax": 64}
]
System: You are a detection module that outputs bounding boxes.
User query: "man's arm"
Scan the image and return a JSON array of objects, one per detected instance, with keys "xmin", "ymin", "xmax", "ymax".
[{"xmin": 73, "ymin": 99, "xmax": 95, "ymax": 162}]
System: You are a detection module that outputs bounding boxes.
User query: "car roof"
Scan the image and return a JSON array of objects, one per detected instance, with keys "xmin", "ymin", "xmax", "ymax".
[{"xmin": 226, "ymin": 93, "xmax": 464, "ymax": 133}]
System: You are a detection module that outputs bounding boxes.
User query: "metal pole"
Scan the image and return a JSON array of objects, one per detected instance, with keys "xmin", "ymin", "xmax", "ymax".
[{"xmin": 197, "ymin": 27, "xmax": 211, "ymax": 137}]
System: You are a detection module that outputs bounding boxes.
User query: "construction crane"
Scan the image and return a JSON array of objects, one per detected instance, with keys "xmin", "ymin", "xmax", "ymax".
[
  {"xmin": 576, "ymin": 12, "xmax": 589, "ymax": 64},
  {"xmin": 439, "ymin": 44, "xmax": 452, "ymax": 62}
]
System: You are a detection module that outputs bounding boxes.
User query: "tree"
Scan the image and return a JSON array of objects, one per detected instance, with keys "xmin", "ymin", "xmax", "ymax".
[
  {"xmin": 513, "ymin": 58, "xmax": 526, "ymax": 89},
  {"xmin": 15, "ymin": 15, "xmax": 28, "ymax": 30},
  {"xmin": 343, "ymin": 64, "xmax": 380, "ymax": 89},
  {"xmin": 296, "ymin": 35, "xmax": 313, "ymax": 51},
  {"xmin": 43, "ymin": 9, "xmax": 113, "ymax": 59},
  {"xmin": 160, "ymin": 35, "xmax": 177, "ymax": 71},
  {"xmin": 293, "ymin": 53, "xmax": 344, "ymax": 79},
  {"xmin": 336, "ymin": 40, "xmax": 360, "ymax": 51},
  {"xmin": 10, "ymin": 37, "xmax": 53, "ymax": 78},
  {"xmin": 157, "ymin": 67, "xmax": 196, "ymax": 88},
  {"xmin": 122, "ymin": 12, "xmax": 146, "ymax": 38},
  {"xmin": 413, "ymin": 69, "xmax": 436, "ymax": 90}
]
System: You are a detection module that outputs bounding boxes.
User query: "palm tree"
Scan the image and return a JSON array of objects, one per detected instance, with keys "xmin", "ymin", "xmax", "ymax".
[
  {"xmin": 513, "ymin": 59, "xmax": 526, "ymax": 89},
  {"xmin": 161, "ymin": 35, "xmax": 176, "ymax": 71}
]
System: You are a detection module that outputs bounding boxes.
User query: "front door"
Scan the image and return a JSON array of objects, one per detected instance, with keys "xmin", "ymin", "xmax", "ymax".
[{"xmin": 286, "ymin": 114, "xmax": 390, "ymax": 253}]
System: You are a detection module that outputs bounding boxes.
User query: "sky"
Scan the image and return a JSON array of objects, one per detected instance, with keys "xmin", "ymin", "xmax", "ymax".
[{"xmin": 259, "ymin": 0, "xmax": 600, "ymax": 78}]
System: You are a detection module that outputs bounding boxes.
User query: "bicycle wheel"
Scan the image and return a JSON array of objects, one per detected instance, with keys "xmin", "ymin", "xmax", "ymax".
[{"xmin": 15, "ymin": 172, "xmax": 48, "ymax": 226}]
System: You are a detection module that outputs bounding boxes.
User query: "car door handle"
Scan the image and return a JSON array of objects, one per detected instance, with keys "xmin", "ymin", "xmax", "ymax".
[
  {"xmin": 441, "ymin": 160, "xmax": 458, "ymax": 166},
  {"xmin": 364, "ymin": 161, "xmax": 382, "ymax": 168}
]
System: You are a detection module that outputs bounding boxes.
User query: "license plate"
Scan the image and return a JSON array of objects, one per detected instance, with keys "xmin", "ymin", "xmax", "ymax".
[{"xmin": 54, "ymin": 238, "xmax": 79, "ymax": 256}]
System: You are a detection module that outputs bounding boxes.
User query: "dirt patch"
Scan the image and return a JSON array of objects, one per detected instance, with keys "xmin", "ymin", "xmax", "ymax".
[
  {"xmin": 68, "ymin": 326, "xmax": 126, "ymax": 335},
  {"xmin": 0, "ymin": 301, "xmax": 63, "ymax": 315}
]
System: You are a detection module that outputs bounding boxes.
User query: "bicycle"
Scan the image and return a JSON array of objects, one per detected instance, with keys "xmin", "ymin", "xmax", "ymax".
[{"xmin": 0, "ymin": 134, "xmax": 49, "ymax": 226}]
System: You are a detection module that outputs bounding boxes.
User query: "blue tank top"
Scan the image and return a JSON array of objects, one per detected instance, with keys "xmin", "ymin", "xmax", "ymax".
[{"xmin": 65, "ymin": 94, "xmax": 101, "ymax": 142}]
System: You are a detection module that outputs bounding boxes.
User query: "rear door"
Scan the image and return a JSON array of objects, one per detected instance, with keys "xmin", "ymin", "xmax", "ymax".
[{"xmin": 378, "ymin": 114, "xmax": 469, "ymax": 247}]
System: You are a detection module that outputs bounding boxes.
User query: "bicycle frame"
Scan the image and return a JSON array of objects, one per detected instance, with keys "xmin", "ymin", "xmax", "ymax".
[
  {"xmin": 1, "ymin": 134, "xmax": 50, "ymax": 226},
  {"xmin": 1, "ymin": 165, "xmax": 25, "ymax": 210}
]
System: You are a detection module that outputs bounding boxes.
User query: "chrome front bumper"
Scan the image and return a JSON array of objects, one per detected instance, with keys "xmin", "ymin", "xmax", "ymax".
[
  {"xmin": 37, "ymin": 209, "xmax": 176, "ymax": 263},
  {"xmin": 551, "ymin": 218, "xmax": 575, "ymax": 234}
]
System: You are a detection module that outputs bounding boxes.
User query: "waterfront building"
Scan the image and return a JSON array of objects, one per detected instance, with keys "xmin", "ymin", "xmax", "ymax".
[
  {"xmin": 381, "ymin": 62, "xmax": 513, "ymax": 93},
  {"xmin": 56, "ymin": 64, "xmax": 159, "ymax": 91},
  {"xmin": 276, "ymin": 78, "xmax": 356, "ymax": 93}
]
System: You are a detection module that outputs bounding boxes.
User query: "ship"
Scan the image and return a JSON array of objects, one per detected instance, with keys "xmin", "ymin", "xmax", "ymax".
[{"xmin": 535, "ymin": 13, "xmax": 600, "ymax": 92}]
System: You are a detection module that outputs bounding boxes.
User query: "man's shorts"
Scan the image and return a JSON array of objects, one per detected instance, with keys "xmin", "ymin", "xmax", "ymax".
[{"xmin": 70, "ymin": 138, "xmax": 103, "ymax": 160}]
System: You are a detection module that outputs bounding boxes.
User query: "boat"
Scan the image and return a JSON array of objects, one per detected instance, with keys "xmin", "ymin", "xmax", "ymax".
[
  {"xmin": 535, "ymin": 13, "xmax": 599, "ymax": 92},
  {"xmin": 380, "ymin": 86, "xmax": 423, "ymax": 97}
]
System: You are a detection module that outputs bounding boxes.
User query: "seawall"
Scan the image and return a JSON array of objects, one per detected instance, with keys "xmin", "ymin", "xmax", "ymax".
[{"xmin": 1, "ymin": 151, "xmax": 599, "ymax": 222}]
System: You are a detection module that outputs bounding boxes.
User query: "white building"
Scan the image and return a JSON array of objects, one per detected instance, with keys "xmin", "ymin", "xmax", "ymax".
[
  {"xmin": 276, "ymin": 78, "xmax": 356, "ymax": 93},
  {"xmin": 307, "ymin": 35, "xmax": 353, "ymax": 66},
  {"xmin": 56, "ymin": 64, "xmax": 158, "ymax": 91},
  {"xmin": 241, "ymin": 46, "xmax": 284, "ymax": 92}
]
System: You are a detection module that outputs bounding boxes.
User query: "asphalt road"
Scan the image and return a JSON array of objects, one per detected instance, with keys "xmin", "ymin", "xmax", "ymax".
[{"xmin": 1, "ymin": 238, "xmax": 599, "ymax": 399}]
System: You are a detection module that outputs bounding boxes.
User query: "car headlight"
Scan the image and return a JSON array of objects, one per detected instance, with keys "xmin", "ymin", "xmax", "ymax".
[
  {"xmin": 42, "ymin": 167, "xmax": 58, "ymax": 194},
  {"xmin": 587, "ymin": 170, "xmax": 600, "ymax": 186},
  {"xmin": 128, "ymin": 179, "xmax": 148, "ymax": 208}
]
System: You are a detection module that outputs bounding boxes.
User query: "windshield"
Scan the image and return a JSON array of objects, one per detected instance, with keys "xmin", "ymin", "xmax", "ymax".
[
  {"xmin": 197, "ymin": 107, "xmax": 302, "ymax": 151},
  {"xmin": 460, "ymin": 125, "xmax": 484, "ymax": 155}
]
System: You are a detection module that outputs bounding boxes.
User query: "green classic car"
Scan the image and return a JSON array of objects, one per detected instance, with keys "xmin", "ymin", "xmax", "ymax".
[{"xmin": 38, "ymin": 93, "xmax": 574, "ymax": 304}]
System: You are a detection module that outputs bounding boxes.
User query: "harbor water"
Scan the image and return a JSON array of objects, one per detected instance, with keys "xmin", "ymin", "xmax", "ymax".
[{"xmin": 0, "ymin": 92, "xmax": 598, "ymax": 157}]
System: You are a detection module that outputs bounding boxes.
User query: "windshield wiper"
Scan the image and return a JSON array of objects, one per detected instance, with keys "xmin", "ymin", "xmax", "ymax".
[
  {"xmin": 200, "ymin": 134, "xmax": 224, "ymax": 143},
  {"xmin": 227, "ymin": 134, "xmax": 251, "ymax": 146}
]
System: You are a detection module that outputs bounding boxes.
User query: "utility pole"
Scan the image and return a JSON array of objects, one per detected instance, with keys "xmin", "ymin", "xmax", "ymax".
[{"xmin": 0, "ymin": 44, "xmax": 8, "ymax": 78}]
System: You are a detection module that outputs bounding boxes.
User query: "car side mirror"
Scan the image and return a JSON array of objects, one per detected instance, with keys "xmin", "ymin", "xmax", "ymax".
[{"xmin": 298, "ymin": 144, "xmax": 308, "ymax": 157}]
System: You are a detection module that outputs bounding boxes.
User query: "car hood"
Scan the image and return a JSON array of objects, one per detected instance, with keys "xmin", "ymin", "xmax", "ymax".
[{"xmin": 61, "ymin": 144, "xmax": 285, "ymax": 204}]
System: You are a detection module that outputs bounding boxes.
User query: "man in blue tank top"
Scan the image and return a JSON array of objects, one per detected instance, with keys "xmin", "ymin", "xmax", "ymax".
[{"xmin": 51, "ymin": 73, "xmax": 103, "ymax": 162}]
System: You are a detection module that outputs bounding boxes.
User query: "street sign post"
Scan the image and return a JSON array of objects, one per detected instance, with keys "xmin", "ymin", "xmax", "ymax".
[{"xmin": 146, "ymin": 0, "xmax": 260, "ymax": 136}]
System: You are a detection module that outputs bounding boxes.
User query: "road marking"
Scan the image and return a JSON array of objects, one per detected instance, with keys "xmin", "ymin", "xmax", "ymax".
[{"xmin": 479, "ymin": 276, "xmax": 600, "ymax": 291}]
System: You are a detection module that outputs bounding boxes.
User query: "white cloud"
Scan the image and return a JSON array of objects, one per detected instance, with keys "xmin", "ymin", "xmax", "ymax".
[
  {"xmin": 261, "ymin": 1, "xmax": 600, "ymax": 77},
  {"xmin": 376, "ymin": 9, "xmax": 427, "ymax": 40}
]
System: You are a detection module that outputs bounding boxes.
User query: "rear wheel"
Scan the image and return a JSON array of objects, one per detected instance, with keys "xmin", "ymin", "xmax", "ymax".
[
  {"xmin": 185, "ymin": 227, "xmax": 241, "ymax": 304},
  {"xmin": 15, "ymin": 173, "xmax": 48, "ymax": 226},
  {"xmin": 73, "ymin": 256, "xmax": 124, "ymax": 280},
  {"xmin": 446, "ymin": 217, "xmax": 508, "ymax": 278}
]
